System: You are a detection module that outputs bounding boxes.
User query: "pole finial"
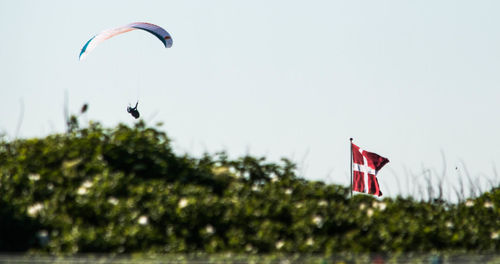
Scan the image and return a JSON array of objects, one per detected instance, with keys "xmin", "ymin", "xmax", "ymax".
[{"xmin": 350, "ymin": 138, "xmax": 353, "ymax": 142}]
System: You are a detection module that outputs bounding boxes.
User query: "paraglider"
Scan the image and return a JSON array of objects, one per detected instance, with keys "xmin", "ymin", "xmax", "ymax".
[
  {"xmin": 79, "ymin": 22, "xmax": 173, "ymax": 60},
  {"xmin": 79, "ymin": 22, "xmax": 173, "ymax": 119},
  {"xmin": 127, "ymin": 101, "xmax": 140, "ymax": 119}
]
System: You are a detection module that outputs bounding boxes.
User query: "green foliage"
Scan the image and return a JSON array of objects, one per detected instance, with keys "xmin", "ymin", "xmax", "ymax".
[{"xmin": 0, "ymin": 121, "xmax": 499, "ymax": 254}]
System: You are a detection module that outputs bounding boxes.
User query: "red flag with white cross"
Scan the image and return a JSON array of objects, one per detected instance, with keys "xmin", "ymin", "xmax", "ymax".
[{"xmin": 351, "ymin": 141, "xmax": 389, "ymax": 197}]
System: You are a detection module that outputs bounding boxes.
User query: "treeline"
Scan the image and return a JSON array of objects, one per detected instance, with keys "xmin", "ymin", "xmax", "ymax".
[{"xmin": 0, "ymin": 121, "xmax": 498, "ymax": 254}]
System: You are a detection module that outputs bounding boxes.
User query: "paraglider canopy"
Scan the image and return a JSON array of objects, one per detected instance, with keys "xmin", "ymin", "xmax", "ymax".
[{"xmin": 79, "ymin": 22, "xmax": 172, "ymax": 60}]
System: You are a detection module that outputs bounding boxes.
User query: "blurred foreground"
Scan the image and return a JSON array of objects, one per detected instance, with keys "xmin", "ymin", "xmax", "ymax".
[
  {"xmin": 0, "ymin": 253, "xmax": 500, "ymax": 264},
  {"xmin": 0, "ymin": 120, "xmax": 499, "ymax": 255}
]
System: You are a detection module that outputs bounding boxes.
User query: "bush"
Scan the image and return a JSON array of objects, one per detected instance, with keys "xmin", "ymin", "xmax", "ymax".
[{"xmin": 0, "ymin": 121, "xmax": 498, "ymax": 254}]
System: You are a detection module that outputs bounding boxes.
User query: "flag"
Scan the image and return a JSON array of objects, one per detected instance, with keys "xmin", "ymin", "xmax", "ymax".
[{"xmin": 351, "ymin": 142, "xmax": 389, "ymax": 196}]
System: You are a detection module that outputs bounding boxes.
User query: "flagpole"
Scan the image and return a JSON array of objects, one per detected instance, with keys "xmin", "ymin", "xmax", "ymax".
[{"xmin": 350, "ymin": 138, "xmax": 353, "ymax": 198}]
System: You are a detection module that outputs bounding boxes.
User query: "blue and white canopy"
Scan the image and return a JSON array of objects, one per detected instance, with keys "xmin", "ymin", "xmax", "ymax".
[{"xmin": 79, "ymin": 22, "xmax": 173, "ymax": 60}]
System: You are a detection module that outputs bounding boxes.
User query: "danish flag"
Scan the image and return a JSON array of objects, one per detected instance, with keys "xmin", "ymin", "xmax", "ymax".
[{"xmin": 351, "ymin": 142, "xmax": 389, "ymax": 196}]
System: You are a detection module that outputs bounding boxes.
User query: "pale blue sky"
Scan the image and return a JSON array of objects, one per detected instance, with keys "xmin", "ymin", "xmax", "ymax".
[{"xmin": 1, "ymin": 0, "xmax": 499, "ymax": 199}]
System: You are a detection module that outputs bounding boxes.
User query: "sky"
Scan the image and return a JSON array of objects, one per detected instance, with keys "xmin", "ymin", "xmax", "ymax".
[{"xmin": 1, "ymin": 0, "xmax": 499, "ymax": 200}]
